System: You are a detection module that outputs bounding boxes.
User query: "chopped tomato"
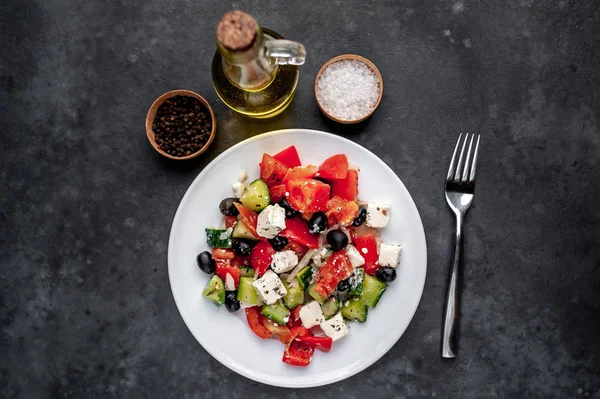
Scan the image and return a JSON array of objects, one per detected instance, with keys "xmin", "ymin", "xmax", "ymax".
[
  {"xmin": 233, "ymin": 203, "xmax": 258, "ymax": 237},
  {"xmin": 245, "ymin": 307, "xmax": 273, "ymax": 339},
  {"xmin": 282, "ymin": 165, "xmax": 318, "ymax": 183},
  {"xmin": 283, "ymin": 327, "xmax": 314, "ymax": 366},
  {"xmin": 250, "ymin": 240, "xmax": 276, "ymax": 277},
  {"xmin": 279, "ymin": 217, "xmax": 320, "ymax": 249},
  {"xmin": 212, "ymin": 248, "xmax": 236, "ymax": 261},
  {"xmin": 302, "ymin": 211, "xmax": 314, "ymax": 221},
  {"xmin": 284, "ymin": 240, "xmax": 308, "ymax": 259},
  {"xmin": 331, "ymin": 169, "xmax": 359, "ymax": 201},
  {"xmin": 325, "ymin": 196, "xmax": 359, "ymax": 227},
  {"xmin": 296, "ymin": 335, "xmax": 333, "ymax": 353},
  {"xmin": 314, "ymin": 251, "xmax": 354, "ymax": 298},
  {"xmin": 286, "ymin": 179, "xmax": 330, "ymax": 213},
  {"xmin": 260, "ymin": 154, "xmax": 289, "ymax": 187},
  {"xmin": 316, "ymin": 154, "xmax": 348, "ymax": 180},
  {"xmin": 215, "ymin": 263, "xmax": 240, "ymax": 289},
  {"xmin": 273, "ymin": 145, "xmax": 302, "ymax": 168},
  {"xmin": 269, "ymin": 184, "xmax": 287, "ymax": 203},
  {"xmin": 354, "ymin": 233, "xmax": 379, "ymax": 274},
  {"xmin": 287, "ymin": 305, "xmax": 303, "ymax": 328},
  {"xmin": 225, "ymin": 216, "xmax": 237, "ymax": 229},
  {"xmin": 263, "ymin": 318, "xmax": 293, "ymax": 344},
  {"xmin": 232, "ymin": 255, "xmax": 250, "ymax": 268}
]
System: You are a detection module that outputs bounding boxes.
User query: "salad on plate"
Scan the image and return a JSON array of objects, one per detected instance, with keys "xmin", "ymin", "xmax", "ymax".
[{"xmin": 196, "ymin": 145, "xmax": 402, "ymax": 366}]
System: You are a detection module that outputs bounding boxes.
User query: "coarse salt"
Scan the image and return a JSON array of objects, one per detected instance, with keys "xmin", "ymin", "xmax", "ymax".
[{"xmin": 316, "ymin": 60, "xmax": 380, "ymax": 121}]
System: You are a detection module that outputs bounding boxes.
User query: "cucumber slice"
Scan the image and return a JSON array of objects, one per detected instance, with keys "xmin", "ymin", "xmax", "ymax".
[
  {"xmin": 240, "ymin": 179, "xmax": 270, "ymax": 212},
  {"xmin": 205, "ymin": 228, "xmax": 232, "ymax": 248},
  {"xmin": 232, "ymin": 220, "xmax": 259, "ymax": 241},
  {"xmin": 237, "ymin": 277, "xmax": 259, "ymax": 306},
  {"xmin": 283, "ymin": 282, "xmax": 304, "ymax": 309},
  {"xmin": 341, "ymin": 297, "xmax": 368, "ymax": 322},
  {"xmin": 295, "ymin": 265, "xmax": 314, "ymax": 290},
  {"xmin": 360, "ymin": 274, "xmax": 387, "ymax": 308},
  {"xmin": 349, "ymin": 268, "xmax": 365, "ymax": 296},
  {"xmin": 321, "ymin": 297, "xmax": 340, "ymax": 320},
  {"xmin": 308, "ymin": 283, "xmax": 326, "ymax": 304},
  {"xmin": 261, "ymin": 302, "xmax": 290, "ymax": 325},
  {"xmin": 240, "ymin": 266, "xmax": 255, "ymax": 278},
  {"xmin": 202, "ymin": 275, "xmax": 225, "ymax": 306}
]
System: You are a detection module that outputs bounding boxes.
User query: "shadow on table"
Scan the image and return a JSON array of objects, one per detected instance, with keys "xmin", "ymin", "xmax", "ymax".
[{"xmin": 318, "ymin": 109, "xmax": 372, "ymax": 137}]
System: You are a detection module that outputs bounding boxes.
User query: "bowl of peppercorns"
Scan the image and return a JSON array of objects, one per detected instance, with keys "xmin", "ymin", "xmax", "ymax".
[{"xmin": 145, "ymin": 90, "xmax": 216, "ymax": 160}]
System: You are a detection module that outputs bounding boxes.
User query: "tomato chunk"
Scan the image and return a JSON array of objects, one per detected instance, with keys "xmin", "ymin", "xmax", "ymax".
[
  {"xmin": 354, "ymin": 233, "xmax": 379, "ymax": 274},
  {"xmin": 325, "ymin": 196, "xmax": 359, "ymax": 227},
  {"xmin": 225, "ymin": 216, "xmax": 237, "ymax": 229},
  {"xmin": 273, "ymin": 145, "xmax": 302, "ymax": 168},
  {"xmin": 250, "ymin": 240, "xmax": 276, "ymax": 277},
  {"xmin": 286, "ymin": 179, "xmax": 330, "ymax": 213},
  {"xmin": 260, "ymin": 154, "xmax": 289, "ymax": 187},
  {"xmin": 263, "ymin": 317, "xmax": 293, "ymax": 344},
  {"xmin": 279, "ymin": 217, "xmax": 320, "ymax": 249},
  {"xmin": 282, "ymin": 327, "xmax": 314, "ymax": 366},
  {"xmin": 215, "ymin": 263, "xmax": 240, "ymax": 289},
  {"xmin": 269, "ymin": 184, "xmax": 287, "ymax": 203},
  {"xmin": 282, "ymin": 165, "xmax": 318, "ymax": 183},
  {"xmin": 296, "ymin": 335, "xmax": 333, "ymax": 353},
  {"xmin": 284, "ymin": 240, "xmax": 308, "ymax": 259},
  {"xmin": 286, "ymin": 305, "xmax": 303, "ymax": 328},
  {"xmin": 331, "ymin": 169, "xmax": 359, "ymax": 201},
  {"xmin": 314, "ymin": 251, "xmax": 354, "ymax": 298},
  {"xmin": 233, "ymin": 203, "xmax": 258, "ymax": 237},
  {"xmin": 316, "ymin": 154, "xmax": 348, "ymax": 180},
  {"xmin": 212, "ymin": 248, "xmax": 236, "ymax": 261},
  {"xmin": 245, "ymin": 307, "xmax": 273, "ymax": 339}
]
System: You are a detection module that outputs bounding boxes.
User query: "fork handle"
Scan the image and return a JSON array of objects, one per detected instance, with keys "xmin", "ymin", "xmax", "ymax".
[{"xmin": 442, "ymin": 213, "xmax": 463, "ymax": 358}]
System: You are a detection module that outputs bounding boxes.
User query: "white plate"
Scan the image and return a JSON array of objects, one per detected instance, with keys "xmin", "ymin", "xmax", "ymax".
[{"xmin": 168, "ymin": 129, "xmax": 427, "ymax": 388}]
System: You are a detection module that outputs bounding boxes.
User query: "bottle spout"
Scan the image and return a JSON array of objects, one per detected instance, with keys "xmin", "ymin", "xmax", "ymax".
[{"xmin": 264, "ymin": 40, "xmax": 306, "ymax": 66}]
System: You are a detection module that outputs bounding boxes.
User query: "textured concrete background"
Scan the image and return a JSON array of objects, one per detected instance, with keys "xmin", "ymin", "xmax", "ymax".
[{"xmin": 2, "ymin": 0, "xmax": 599, "ymax": 397}]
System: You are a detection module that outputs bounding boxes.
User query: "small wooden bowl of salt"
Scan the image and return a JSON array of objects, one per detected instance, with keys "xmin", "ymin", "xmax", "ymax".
[{"xmin": 314, "ymin": 54, "xmax": 383, "ymax": 124}]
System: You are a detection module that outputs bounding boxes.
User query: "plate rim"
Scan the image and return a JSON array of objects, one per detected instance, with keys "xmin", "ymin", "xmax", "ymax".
[{"xmin": 167, "ymin": 128, "xmax": 428, "ymax": 388}]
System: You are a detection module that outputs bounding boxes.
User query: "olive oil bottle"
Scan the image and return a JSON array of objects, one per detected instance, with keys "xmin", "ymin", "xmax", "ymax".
[{"xmin": 211, "ymin": 11, "xmax": 306, "ymax": 118}]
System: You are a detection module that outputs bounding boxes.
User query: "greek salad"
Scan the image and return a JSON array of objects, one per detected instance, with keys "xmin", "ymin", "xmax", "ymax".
[{"xmin": 197, "ymin": 145, "xmax": 402, "ymax": 366}]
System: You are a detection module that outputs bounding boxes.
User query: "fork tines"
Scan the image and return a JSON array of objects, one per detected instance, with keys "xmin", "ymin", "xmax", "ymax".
[{"xmin": 446, "ymin": 133, "xmax": 480, "ymax": 184}]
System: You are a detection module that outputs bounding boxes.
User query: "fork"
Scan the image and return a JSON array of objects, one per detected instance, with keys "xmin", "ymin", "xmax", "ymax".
[{"xmin": 441, "ymin": 133, "xmax": 480, "ymax": 359}]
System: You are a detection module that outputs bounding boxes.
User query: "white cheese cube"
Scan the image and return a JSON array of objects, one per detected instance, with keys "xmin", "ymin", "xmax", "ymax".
[
  {"xmin": 320, "ymin": 312, "xmax": 349, "ymax": 341},
  {"xmin": 299, "ymin": 300, "xmax": 324, "ymax": 328},
  {"xmin": 256, "ymin": 204, "xmax": 286, "ymax": 239},
  {"xmin": 366, "ymin": 202, "xmax": 391, "ymax": 228},
  {"xmin": 345, "ymin": 244, "xmax": 365, "ymax": 268},
  {"xmin": 252, "ymin": 270, "xmax": 287, "ymax": 305},
  {"xmin": 270, "ymin": 250, "xmax": 299, "ymax": 274},
  {"xmin": 378, "ymin": 243, "xmax": 402, "ymax": 267}
]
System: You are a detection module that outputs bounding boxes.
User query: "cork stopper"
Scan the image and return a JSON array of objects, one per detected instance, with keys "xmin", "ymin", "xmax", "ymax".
[{"xmin": 216, "ymin": 11, "xmax": 257, "ymax": 51}]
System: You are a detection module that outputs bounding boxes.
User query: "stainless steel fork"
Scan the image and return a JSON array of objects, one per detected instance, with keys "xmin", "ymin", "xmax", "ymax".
[{"xmin": 442, "ymin": 133, "xmax": 480, "ymax": 358}]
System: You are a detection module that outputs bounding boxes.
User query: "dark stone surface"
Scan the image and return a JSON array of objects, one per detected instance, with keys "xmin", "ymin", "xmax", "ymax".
[{"xmin": 2, "ymin": 0, "xmax": 599, "ymax": 397}]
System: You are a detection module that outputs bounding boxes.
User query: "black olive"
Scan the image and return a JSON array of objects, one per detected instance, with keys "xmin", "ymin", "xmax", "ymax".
[
  {"xmin": 219, "ymin": 197, "xmax": 240, "ymax": 216},
  {"xmin": 308, "ymin": 212, "xmax": 328, "ymax": 234},
  {"xmin": 278, "ymin": 198, "xmax": 299, "ymax": 218},
  {"xmin": 326, "ymin": 230, "xmax": 348, "ymax": 251},
  {"xmin": 196, "ymin": 251, "xmax": 216, "ymax": 274},
  {"xmin": 225, "ymin": 291, "xmax": 241, "ymax": 312},
  {"xmin": 269, "ymin": 235, "xmax": 289, "ymax": 251},
  {"xmin": 337, "ymin": 279, "xmax": 351, "ymax": 292},
  {"xmin": 352, "ymin": 207, "xmax": 367, "ymax": 227},
  {"xmin": 232, "ymin": 239, "xmax": 253, "ymax": 256},
  {"xmin": 376, "ymin": 267, "xmax": 397, "ymax": 283}
]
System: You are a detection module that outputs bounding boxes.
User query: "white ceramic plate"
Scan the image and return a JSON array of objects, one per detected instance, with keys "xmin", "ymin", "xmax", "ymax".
[{"xmin": 168, "ymin": 129, "xmax": 427, "ymax": 388}]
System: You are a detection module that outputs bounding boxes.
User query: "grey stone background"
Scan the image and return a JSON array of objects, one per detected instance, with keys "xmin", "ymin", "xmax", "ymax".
[{"xmin": 2, "ymin": 0, "xmax": 599, "ymax": 397}]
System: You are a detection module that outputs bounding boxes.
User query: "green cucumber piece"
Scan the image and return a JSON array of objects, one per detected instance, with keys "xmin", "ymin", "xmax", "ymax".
[
  {"xmin": 205, "ymin": 228, "xmax": 232, "ymax": 248},
  {"xmin": 232, "ymin": 220, "xmax": 259, "ymax": 241},
  {"xmin": 308, "ymin": 283, "xmax": 326, "ymax": 304},
  {"xmin": 261, "ymin": 302, "xmax": 290, "ymax": 325},
  {"xmin": 283, "ymin": 282, "xmax": 304, "ymax": 309},
  {"xmin": 295, "ymin": 266, "xmax": 314, "ymax": 290},
  {"xmin": 321, "ymin": 297, "xmax": 340, "ymax": 320},
  {"xmin": 240, "ymin": 179, "xmax": 270, "ymax": 212},
  {"xmin": 349, "ymin": 268, "xmax": 365, "ymax": 296},
  {"xmin": 237, "ymin": 277, "xmax": 259, "ymax": 306},
  {"xmin": 360, "ymin": 274, "xmax": 387, "ymax": 308},
  {"xmin": 341, "ymin": 297, "xmax": 368, "ymax": 322},
  {"xmin": 240, "ymin": 266, "xmax": 255, "ymax": 278},
  {"xmin": 202, "ymin": 275, "xmax": 225, "ymax": 306}
]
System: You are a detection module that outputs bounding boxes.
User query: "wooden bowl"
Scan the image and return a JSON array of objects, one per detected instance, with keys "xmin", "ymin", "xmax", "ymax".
[
  {"xmin": 145, "ymin": 89, "xmax": 216, "ymax": 160},
  {"xmin": 314, "ymin": 54, "xmax": 383, "ymax": 124}
]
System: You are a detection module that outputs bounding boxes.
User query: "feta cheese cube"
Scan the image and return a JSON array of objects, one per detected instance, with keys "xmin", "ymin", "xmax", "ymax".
[
  {"xmin": 378, "ymin": 243, "xmax": 402, "ymax": 267},
  {"xmin": 299, "ymin": 300, "xmax": 324, "ymax": 328},
  {"xmin": 270, "ymin": 250, "xmax": 299, "ymax": 274},
  {"xmin": 256, "ymin": 204, "xmax": 286, "ymax": 239},
  {"xmin": 320, "ymin": 312, "xmax": 349, "ymax": 341},
  {"xmin": 366, "ymin": 202, "xmax": 391, "ymax": 228},
  {"xmin": 345, "ymin": 244, "xmax": 365, "ymax": 268},
  {"xmin": 252, "ymin": 270, "xmax": 287, "ymax": 305}
]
